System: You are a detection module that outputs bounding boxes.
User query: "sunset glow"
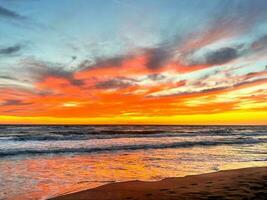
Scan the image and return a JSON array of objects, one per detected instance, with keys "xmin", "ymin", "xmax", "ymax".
[{"xmin": 0, "ymin": 0, "xmax": 267, "ymax": 124}]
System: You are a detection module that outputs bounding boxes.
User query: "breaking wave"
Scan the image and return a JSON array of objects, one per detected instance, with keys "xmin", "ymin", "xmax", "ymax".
[{"xmin": 1, "ymin": 137, "xmax": 266, "ymax": 157}]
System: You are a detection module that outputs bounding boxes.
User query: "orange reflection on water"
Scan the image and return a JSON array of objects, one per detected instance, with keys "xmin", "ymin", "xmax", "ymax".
[{"xmin": 1, "ymin": 143, "xmax": 266, "ymax": 200}]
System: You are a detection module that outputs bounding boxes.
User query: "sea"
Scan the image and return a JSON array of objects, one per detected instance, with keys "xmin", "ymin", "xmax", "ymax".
[{"xmin": 0, "ymin": 125, "xmax": 266, "ymax": 200}]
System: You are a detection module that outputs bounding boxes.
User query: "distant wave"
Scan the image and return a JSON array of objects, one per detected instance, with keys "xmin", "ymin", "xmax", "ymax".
[
  {"xmin": 1, "ymin": 127, "xmax": 266, "ymax": 141},
  {"xmin": 1, "ymin": 138, "xmax": 266, "ymax": 157},
  {"xmin": 2, "ymin": 133, "xmax": 267, "ymax": 142}
]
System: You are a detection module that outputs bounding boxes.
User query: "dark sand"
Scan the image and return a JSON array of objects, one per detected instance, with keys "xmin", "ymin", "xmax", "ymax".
[{"xmin": 49, "ymin": 167, "xmax": 267, "ymax": 200}]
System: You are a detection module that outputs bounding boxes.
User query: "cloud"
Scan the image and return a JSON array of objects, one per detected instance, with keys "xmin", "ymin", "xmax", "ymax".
[
  {"xmin": 95, "ymin": 77, "xmax": 137, "ymax": 89},
  {"xmin": 1, "ymin": 99, "xmax": 32, "ymax": 106},
  {"xmin": 0, "ymin": 75, "xmax": 17, "ymax": 80},
  {"xmin": 184, "ymin": 32, "xmax": 267, "ymax": 67},
  {"xmin": 147, "ymin": 74, "xmax": 166, "ymax": 81},
  {"xmin": 149, "ymin": 78, "xmax": 266, "ymax": 98},
  {"xmin": 148, "ymin": 69, "xmax": 267, "ymax": 98},
  {"xmin": 185, "ymin": 46, "xmax": 244, "ymax": 66},
  {"xmin": 0, "ymin": 5, "xmax": 24, "ymax": 20},
  {"xmin": 205, "ymin": 47, "xmax": 239, "ymax": 65},
  {"xmin": 78, "ymin": 44, "xmax": 176, "ymax": 72},
  {"xmin": 79, "ymin": 54, "xmax": 134, "ymax": 71},
  {"xmin": 0, "ymin": 44, "xmax": 22, "ymax": 55},
  {"xmin": 251, "ymin": 35, "xmax": 267, "ymax": 51},
  {"xmin": 145, "ymin": 46, "xmax": 174, "ymax": 70},
  {"xmin": 21, "ymin": 58, "xmax": 84, "ymax": 86},
  {"xmin": 77, "ymin": 1, "xmax": 267, "ymax": 72},
  {"xmin": 177, "ymin": 1, "xmax": 267, "ymax": 65}
]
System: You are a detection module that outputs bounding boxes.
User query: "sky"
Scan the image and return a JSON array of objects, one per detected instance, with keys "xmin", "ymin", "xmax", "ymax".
[{"xmin": 0, "ymin": 0, "xmax": 267, "ymax": 124}]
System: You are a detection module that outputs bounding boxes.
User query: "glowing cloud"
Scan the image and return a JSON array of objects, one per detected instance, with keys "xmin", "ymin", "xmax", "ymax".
[{"xmin": 0, "ymin": 0, "xmax": 267, "ymax": 124}]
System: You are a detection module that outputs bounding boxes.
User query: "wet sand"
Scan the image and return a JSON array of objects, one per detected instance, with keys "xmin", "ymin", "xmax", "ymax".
[{"xmin": 49, "ymin": 167, "xmax": 267, "ymax": 200}]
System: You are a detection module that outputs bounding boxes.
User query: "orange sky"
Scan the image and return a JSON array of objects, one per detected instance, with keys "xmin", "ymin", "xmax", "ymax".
[
  {"xmin": 1, "ymin": 1, "xmax": 267, "ymax": 124},
  {"xmin": 0, "ymin": 53, "xmax": 266, "ymax": 124}
]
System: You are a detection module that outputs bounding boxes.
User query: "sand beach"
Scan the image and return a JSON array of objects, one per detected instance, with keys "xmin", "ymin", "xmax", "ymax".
[{"xmin": 49, "ymin": 167, "xmax": 267, "ymax": 200}]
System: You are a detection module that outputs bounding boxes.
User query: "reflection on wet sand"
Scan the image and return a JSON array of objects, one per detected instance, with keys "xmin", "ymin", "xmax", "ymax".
[{"xmin": 0, "ymin": 145, "xmax": 266, "ymax": 200}]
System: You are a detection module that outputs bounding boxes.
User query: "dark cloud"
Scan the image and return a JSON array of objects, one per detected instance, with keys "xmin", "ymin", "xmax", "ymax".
[
  {"xmin": 205, "ymin": 47, "xmax": 239, "ymax": 65},
  {"xmin": 79, "ymin": 54, "xmax": 133, "ymax": 71},
  {"xmin": 78, "ymin": 45, "xmax": 176, "ymax": 72},
  {"xmin": 0, "ymin": 75, "xmax": 17, "ymax": 80},
  {"xmin": 95, "ymin": 56, "xmax": 129, "ymax": 68},
  {"xmin": 0, "ymin": 44, "xmax": 22, "ymax": 55},
  {"xmin": 185, "ymin": 33, "xmax": 267, "ymax": 67},
  {"xmin": 95, "ymin": 77, "xmax": 137, "ymax": 89},
  {"xmin": 176, "ymin": 1, "xmax": 267, "ymax": 66},
  {"xmin": 78, "ymin": 59, "xmax": 93, "ymax": 70},
  {"xmin": 1, "ymin": 99, "xmax": 32, "ymax": 106},
  {"xmin": 147, "ymin": 74, "xmax": 166, "ymax": 81},
  {"xmin": 22, "ymin": 58, "xmax": 84, "ymax": 86},
  {"xmin": 72, "ymin": 1, "xmax": 267, "ymax": 73},
  {"xmin": 0, "ymin": 5, "xmax": 24, "ymax": 19},
  {"xmin": 145, "ymin": 46, "xmax": 173, "ymax": 70},
  {"xmin": 187, "ymin": 46, "xmax": 242, "ymax": 66},
  {"xmin": 251, "ymin": 35, "xmax": 267, "ymax": 51}
]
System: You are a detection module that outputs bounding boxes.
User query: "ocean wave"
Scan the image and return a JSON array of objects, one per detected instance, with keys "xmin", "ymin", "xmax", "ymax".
[
  {"xmin": 1, "ymin": 131, "xmax": 266, "ymax": 142},
  {"xmin": 0, "ymin": 125, "xmax": 266, "ymax": 142},
  {"xmin": 1, "ymin": 138, "xmax": 266, "ymax": 157}
]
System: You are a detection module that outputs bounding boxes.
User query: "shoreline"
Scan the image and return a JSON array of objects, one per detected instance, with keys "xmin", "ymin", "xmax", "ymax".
[{"xmin": 48, "ymin": 166, "xmax": 267, "ymax": 200}]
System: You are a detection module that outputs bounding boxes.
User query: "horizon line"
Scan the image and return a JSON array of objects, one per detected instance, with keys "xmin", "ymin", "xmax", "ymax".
[{"xmin": 0, "ymin": 123, "xmax": 266, "ymax": 126}]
